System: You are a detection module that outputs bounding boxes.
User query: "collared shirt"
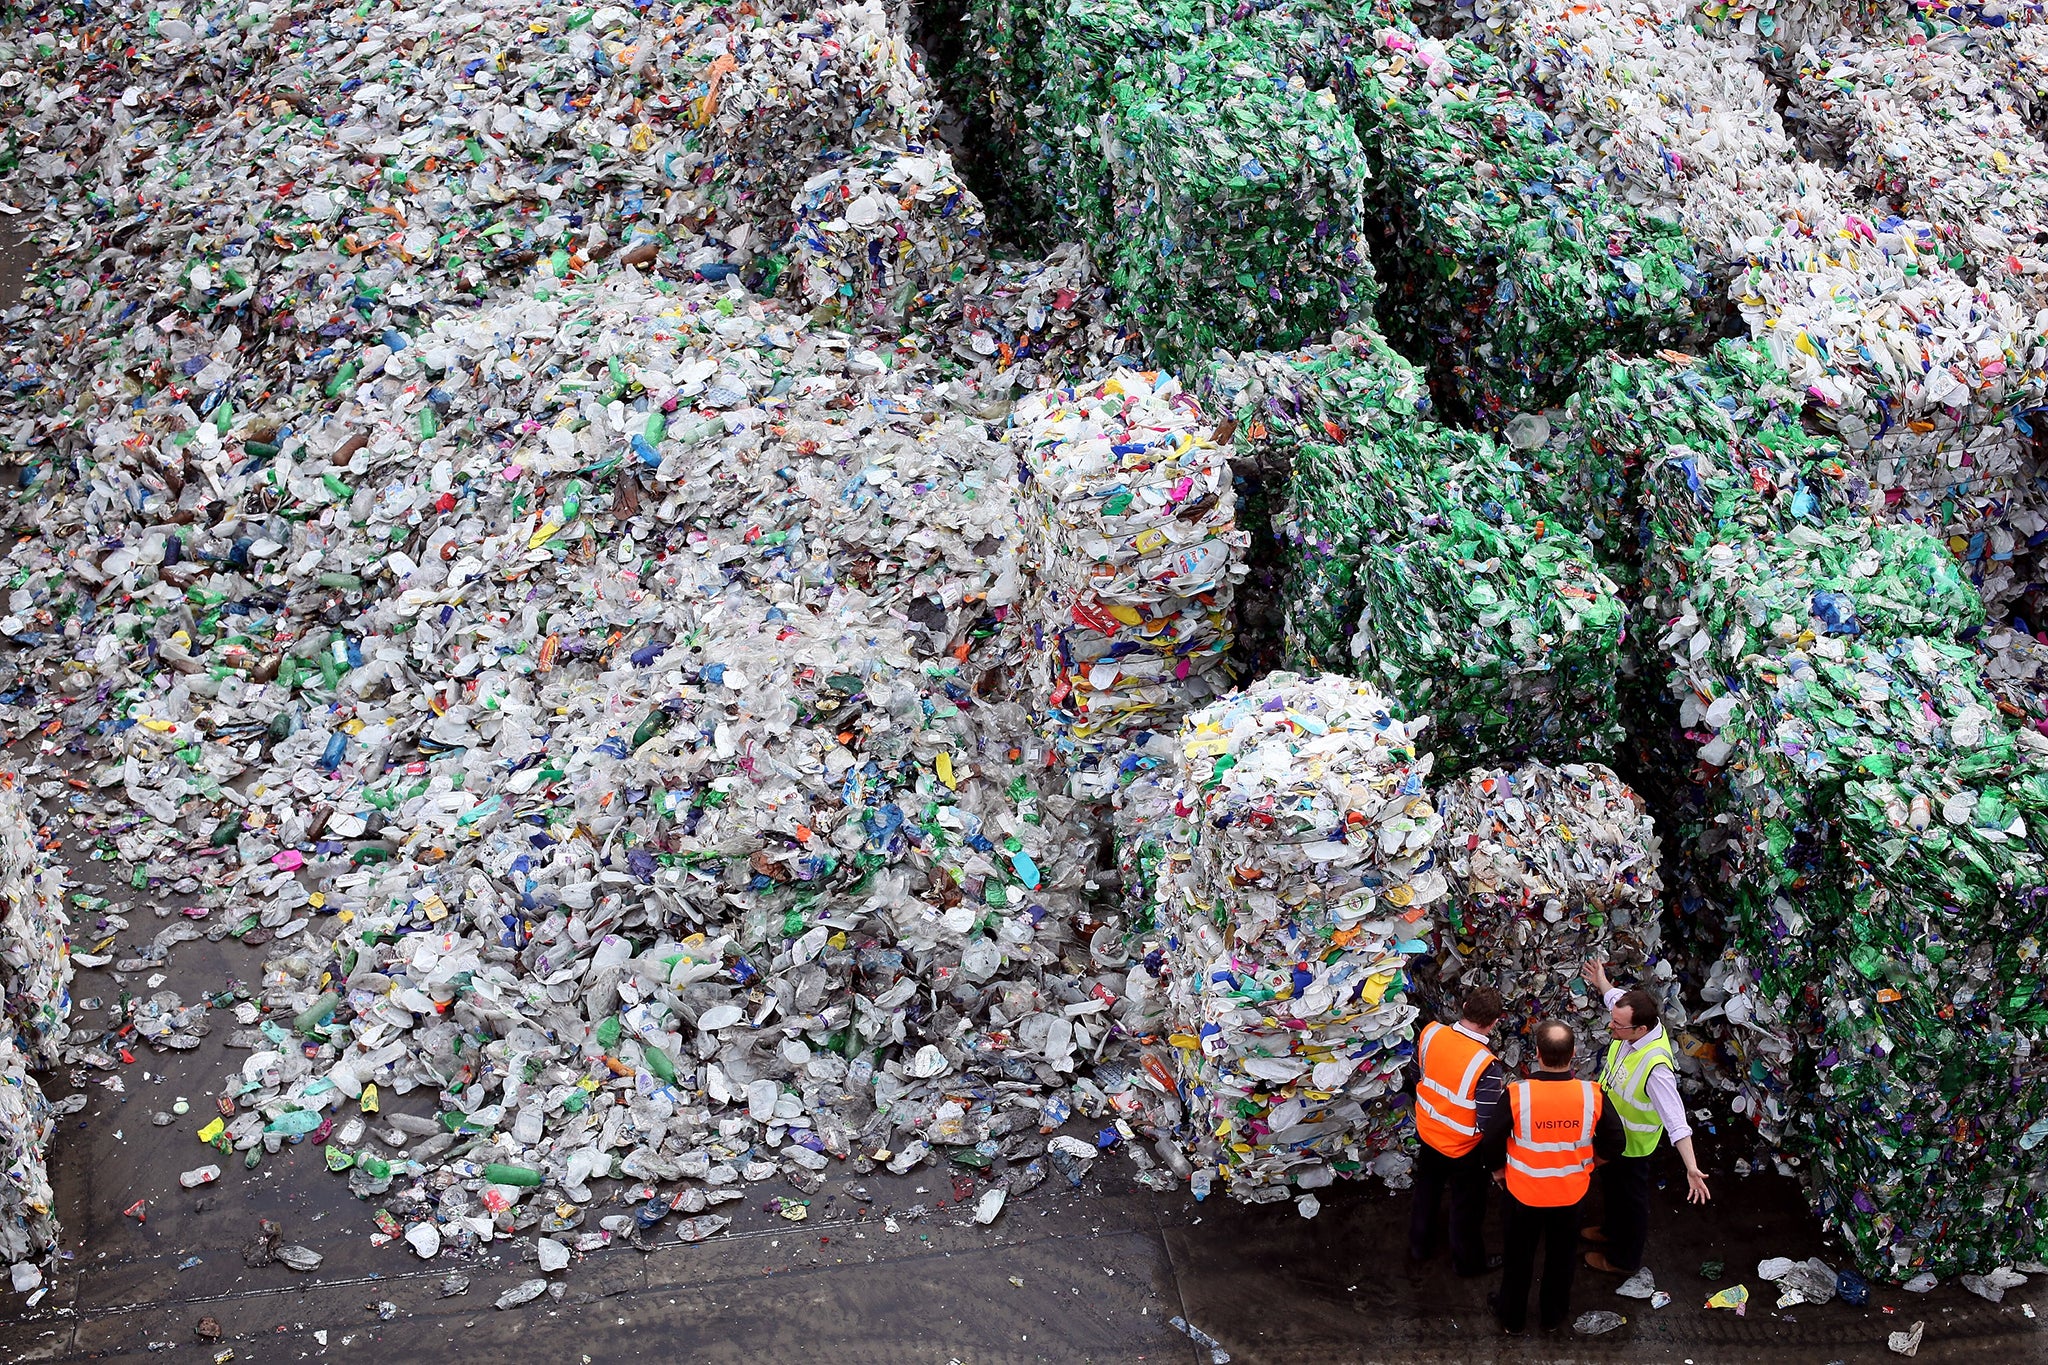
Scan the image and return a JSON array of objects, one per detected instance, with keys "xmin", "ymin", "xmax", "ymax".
[{"xmin": 1602, "ymin": 987, "xmax": 1691, "ymax": 1144}]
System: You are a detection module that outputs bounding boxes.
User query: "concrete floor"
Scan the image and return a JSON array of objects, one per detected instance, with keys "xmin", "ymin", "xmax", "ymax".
[{"xmin": 0, "ymin": 213, "xmax": 2043, "ymax": 1365}]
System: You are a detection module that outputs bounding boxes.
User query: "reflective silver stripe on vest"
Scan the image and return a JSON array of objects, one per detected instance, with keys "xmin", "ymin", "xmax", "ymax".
[
  {"xmin": 1418, "ymin": 1042, "xmax": 1490, "ymax": 1109},
  {"xmin": 1505, "ymin": 1154, "xmax": 1593, "ymax": 1178},
  {"xmin": 1416, "ymin": 1024, "xmax": 1491, "ymax": 1135},
  {"xmin": 1417, "ymin": 1092, "xmax": 1477, "ymax": 1135},
  {"xmin": 1510, "ymin": 1081, "xmax": 1596, "ymax": 1160}
]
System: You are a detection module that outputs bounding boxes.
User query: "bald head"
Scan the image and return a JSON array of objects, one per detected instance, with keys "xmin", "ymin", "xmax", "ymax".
[{"xmin": 1534, "ymin": 1020, "xmax": 1576, "ymax": 1070}]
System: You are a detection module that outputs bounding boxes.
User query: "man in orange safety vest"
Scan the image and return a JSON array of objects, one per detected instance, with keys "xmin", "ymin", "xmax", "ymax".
[
  {"xmin": 1480, "ymin": 1019, "xmax": 1625, "ymax": 1335},
  {"xmin": 1408, "ymin": 985, "xmax": 1506, "ymax": 1276}
]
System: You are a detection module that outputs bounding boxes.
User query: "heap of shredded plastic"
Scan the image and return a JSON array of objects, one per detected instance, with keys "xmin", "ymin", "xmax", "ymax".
[
  {"xmin": 1692, "ymin": 0, "xmax": 1924, "ymax": 68},
  {"xmin": 1991, "ymin": 14, "xmax": 2048, "ymax": 107},
  {"xmin": 0, "ymin": 0, "xmax": 980, "ymax": 397},
  {"xmin": 691, "ymin": 0, "xmax": 936, "ymax": 243},
  {"xmin": 0, "ymin": 240, "xmax": 1224, "ymax": 1254}
]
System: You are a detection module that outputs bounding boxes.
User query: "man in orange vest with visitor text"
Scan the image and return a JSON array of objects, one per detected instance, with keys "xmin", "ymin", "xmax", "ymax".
[
  {"xmin": 1479, "ymin": 1019, "xmax": 1624, "ymax": 1335},
  {"xmin": 1408, "ymin": 985, "xmax": 1507, "ymax": 1276}
]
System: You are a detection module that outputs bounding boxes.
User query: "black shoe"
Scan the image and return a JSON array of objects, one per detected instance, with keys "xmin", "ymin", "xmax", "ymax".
[
  {"xmin": 1486, "ymin": 1292, "xmax": 1524, "ymax": 1336},
  {"xmin": 1456, "ymin": 1254, "xmax": 1504, "ymax": 1277}
]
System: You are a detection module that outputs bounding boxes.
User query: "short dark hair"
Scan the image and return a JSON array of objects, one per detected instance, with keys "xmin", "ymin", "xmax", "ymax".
[
  {"xmin": 1460, "ymin": 985, "xmax": 1504, "ymax": 1029},
  {"xmin": 1458, "ymin": 986, "xmax": 1507, "ymax": 1031},
  {"xmin": 1617, "ymin": 989, "xmax": 1660, "ymax": 1030},
  {"xmin": 1534, "ymin": 1020, "xmax": 1575, "ymax": 1068}
]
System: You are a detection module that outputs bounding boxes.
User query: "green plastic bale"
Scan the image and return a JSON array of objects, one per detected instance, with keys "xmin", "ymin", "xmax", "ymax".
[
  {"xmin": 1200, "ymin": 331, "xmax": 1435, "ymax": 675},
  {"xmin": 965, "ymin": 0, "xmax": 1356, "ymax": 242},
  {"xmin": 1348, "ymin": 23, "xmax": 1707, "ymax": 419},
  {"xmin": 1354, "ymin": 508, "xmax": 1626, "ymax": 771},
  {"xmin": 1100, "ymin": 27, "xmax": 1376, "ymax": 367}
]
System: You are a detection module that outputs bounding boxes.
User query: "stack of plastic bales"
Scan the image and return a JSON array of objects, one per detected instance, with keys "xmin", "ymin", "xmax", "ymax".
[
  {"xmin": 1601, "ymin": 342, "xmax": 2048, "ymax": 1278},
  {"xmin": 1852, "ymin": 424, "xmax": 2048, "ymax": 615},
  {"xmin": 1511, "ymin": 0, "xmax": 1843, "ymax": 266},
  {"xmin": 1509, "ymin": 0, "xmax": 2048, "ymax": 623},
  {"xmin": 1013, "ymin": 370, "xmax": 1247, "ymax": 760},
  {"xmin": 1784, "ymin": 32, "xmax": 2048, "ymax": 610},
  {"xmin": 946, "ymin": 0, "xmax": 1372, "ymax": 363},
  {"xmin": 1158, "ymin": 672, "xmax": 1444, "ymax": 1201},
  {"xmin": 0, "ymin": 776, "xmax": 68, "ymax": 1272},
  {"xmin": 1001, "ymin": 0, "xmax": 1352, "ymax": 234},
  {"xmin": 1032, "ymin": 0, "xmax": 1229, "ymax": 240},
  {"xmin": 949, "ymin": 0, "xmax": 1062, "ymax": 238},
  {"xmin": 1201, "ymin": 331, "xmax": 1437, "ymax": 677},
  {"xmin": 1543, "ymin": 349, "xmax": 1833, "ymax": 1056},
  {"xmin": 1349, "ymin": 22, "xmax": 1708, "ymax": 420},
  {"xmin": 1211, "ymin": 334, "xmax": 1629, "ymax": 771},
  {"xmin": 1429, "ymin": 762, "xmax": 1668, "ymax": 1075},
  {"xmin": 1730, "ymin": 211, "xmax": 2031, "ymax": 441}
]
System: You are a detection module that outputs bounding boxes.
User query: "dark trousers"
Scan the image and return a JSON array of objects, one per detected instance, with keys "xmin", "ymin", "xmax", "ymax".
[
  {"xmin": 1497, "ymin": 1195, "xmax": 1581, "ymax": 1332},
  {"xmin": 1598, "ymin": 1154, "xmax": 1654, "ymax": 1273},
  {"xmin": 1408, "ymin": 1141, "xmax": 1489, "ymax": 1274}
]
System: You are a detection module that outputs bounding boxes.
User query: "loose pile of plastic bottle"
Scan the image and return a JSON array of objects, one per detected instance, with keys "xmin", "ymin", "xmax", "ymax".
[
  {"xmin": 2, "ymin": 0, "xmax": 2048, "ymax": 1293},
  {"xmin": 0, "ymin": 776, "xmax": 69, "ymax": 1281}
]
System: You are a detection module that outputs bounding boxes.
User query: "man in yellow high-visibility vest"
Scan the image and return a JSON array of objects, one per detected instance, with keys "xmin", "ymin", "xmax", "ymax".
[{"xmin": 1579, "ymin": 960, "xmax": 1711, "ymax": 1276}]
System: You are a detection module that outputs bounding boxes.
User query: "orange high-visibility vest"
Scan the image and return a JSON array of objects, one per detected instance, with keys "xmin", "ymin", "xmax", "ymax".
[
  {"xmin": 1503, "ymin": 1078, "xmax": 1602, "ymax": 1207},
  {"xmin": 1414, "ymin": 1021, "xmax": 1497, "ymax": 1158}
]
